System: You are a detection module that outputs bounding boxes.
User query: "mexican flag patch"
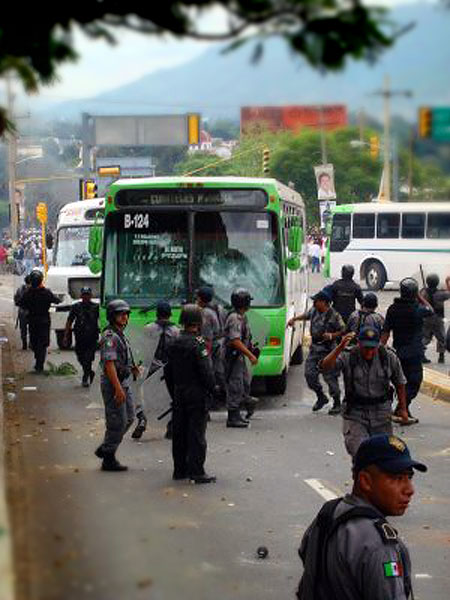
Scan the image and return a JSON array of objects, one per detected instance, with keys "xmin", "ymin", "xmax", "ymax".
[{"xmin": 384, "ymin": 561, "xmax": 403, "ymax": 577}]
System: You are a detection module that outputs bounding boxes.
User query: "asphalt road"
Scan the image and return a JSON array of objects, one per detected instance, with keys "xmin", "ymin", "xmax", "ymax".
[{"xmin": 1, "ymin": 273, "xmax": 450, "ymax": 600}]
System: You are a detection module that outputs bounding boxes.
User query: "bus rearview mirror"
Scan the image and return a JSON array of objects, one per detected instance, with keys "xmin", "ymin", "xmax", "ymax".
[{"xmin": 288, "ymin": 225, "xmax": 303, "ymax": 254}]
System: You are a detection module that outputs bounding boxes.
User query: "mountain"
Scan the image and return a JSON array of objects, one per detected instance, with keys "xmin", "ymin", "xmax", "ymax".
[{"xmin": 43, "ymin": 3, "xmax": 450, "ymax": 123}]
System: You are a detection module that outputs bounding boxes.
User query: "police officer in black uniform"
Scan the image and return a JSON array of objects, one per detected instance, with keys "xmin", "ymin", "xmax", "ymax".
[
  {"xmin": 329, "ymin": 264, "xmax": 364, "ymax": 324},
  {"xmin": 18, "ymin": 269, "xmax": 61, "ymax": 372},
  {"xmin": 421, "ymin": 273, "xmax": 450, "ymax": 364},
  {"xmin": 297, "ymin": 433, "xmax": 426, "ymax": 600},
  {"xmin": 382, "ymin": 277, "xmax": 433, "ymax": 425},
  {"xmin": 14, "ymin": 274, "xmax": 31, "ymax": 350},
  {"xmin": 165, "ymin": 304, "xmax": 216, "ymax": 483},
  {"xmin": 64, "ymin": 287, "xmax": 99, "ymax": 387}
]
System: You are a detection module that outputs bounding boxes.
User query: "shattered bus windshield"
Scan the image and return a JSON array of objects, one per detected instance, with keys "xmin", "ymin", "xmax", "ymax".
[
  {"xmin": 193, "ymin": 211, "xmax": 282, "ymax": 306},
  {"xmin": 55, "ymin": 226, "xmax": 91, "ymax": 267}
]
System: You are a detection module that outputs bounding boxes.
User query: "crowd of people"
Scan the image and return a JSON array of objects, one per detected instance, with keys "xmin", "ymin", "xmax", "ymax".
[
  {"xmin": 306, "ymin": 233, "xmax": 328, "ymax": 274},
  {"xmin": 1, "ymin": 227, "xmax": 53, "ymax": 275}
]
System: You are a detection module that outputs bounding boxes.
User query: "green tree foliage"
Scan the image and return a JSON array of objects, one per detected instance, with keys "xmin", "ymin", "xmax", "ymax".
[{"xmin": 0, "ymin": 2, "xmax": 402, "ymax": 134}]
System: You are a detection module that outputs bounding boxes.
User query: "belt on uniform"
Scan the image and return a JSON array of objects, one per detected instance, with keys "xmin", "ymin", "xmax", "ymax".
[{"xmin": 348, "ymin": 395, "xmax": 388, "ymax": 406}]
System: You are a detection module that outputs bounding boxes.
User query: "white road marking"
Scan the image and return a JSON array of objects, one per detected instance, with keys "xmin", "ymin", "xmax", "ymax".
[
  {"xmin": 415, "ymin": 574, "xmax": 433, "ymax": 579},
  {"xmin": 304, "ymin": 478, "xmax": 340, "ymax": 501},
  {"xmin": 86, "ymin": 402, "xmax": 102, "ymax": 409}
]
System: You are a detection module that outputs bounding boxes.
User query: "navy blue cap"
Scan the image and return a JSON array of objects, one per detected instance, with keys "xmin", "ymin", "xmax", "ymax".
[
  {"xmin": 197, "ymin": 285, "xmax": 214, "ymax": 303},
  {"xmin": 358, "ymin": 326, "xmax": 380, "ymax": 347},
  {"xmin": 156, "ymin": 300, "xmax": 172, "ymax": 317},
  {"xmin": 354, "ymin": 434, "xmax": 427, "ymax": 474},
  {"xmin": 311, "ymin": 290, "xmax": 331, "ymax": 303},
  {"xmin": 80, "ymin": 286, "xmax": 92, "ymax": 295}
]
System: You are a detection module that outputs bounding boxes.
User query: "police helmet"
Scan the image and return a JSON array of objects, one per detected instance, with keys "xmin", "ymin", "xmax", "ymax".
[
  {"xmin": 179, "ymin": 304, "xmax": 203, "ymax": 328},
  {"xmin": 24, "ymin": 274, "xmax": 31, "ymax": 285},
  {"xmin": 80, "ymin": 286, "xmax": 92, "ymax": 296},
  {"xmin": 341, "ymin": 264, "xmax": 355, "ymax": 280},
  {"xmin": 197, "ymin": 285, "xmax": 214, "ymax": 304},
  {"xmin": 400, "ymin": 277, "xmax": 419, "ymax": 300},
  {"xmin": 106, "ymin": 299, "xmax": 130, "ymax": 323},
  {"xmin": 29, "ymin": 269, "xmax": 44, "ymax": 288},
  {"xmin": 426, "ymin": 273, "xmax": 440, "ymax": 289},
  {"xmin": 156, "ymin": 300, "xmax": 172, "ymax": 319},
  {"xmin": 231, "ymin": 288, "xmax": 253, "ymax": 310},
  {"xmin": 362, "ymin": 292, "xmax": 378, "ymax": 309}
]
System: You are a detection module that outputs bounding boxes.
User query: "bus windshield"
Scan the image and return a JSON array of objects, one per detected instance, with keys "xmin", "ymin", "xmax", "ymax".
[
  {"xmin": 55, "ymin": 226, "xmax": 91, "ymax": 267},
  {"xmin": 103, "ymin": 210, "xmax": 283, "ymax": 306}
]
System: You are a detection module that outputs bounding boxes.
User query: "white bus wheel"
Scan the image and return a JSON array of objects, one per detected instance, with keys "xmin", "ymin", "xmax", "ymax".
[{"xmin": 365, "ymin": 261, "xmax": 386, "ymax": 291}]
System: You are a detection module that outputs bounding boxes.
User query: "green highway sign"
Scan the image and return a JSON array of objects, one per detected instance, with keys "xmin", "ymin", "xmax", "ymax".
[{"xmin": 432, "ymin": 107, "xmax": 450, "ymax": 142}]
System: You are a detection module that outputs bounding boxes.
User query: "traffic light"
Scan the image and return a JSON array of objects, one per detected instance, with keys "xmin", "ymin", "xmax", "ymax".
[
  {"xmin": 85, "ymin": 180, "xmax": 98, "ymax": 199},
  {"xmin": 418, "ymin": 107, "xmax": 432, "ymax": 138},
  {"xmin": 369, "ymin": 136, "xmax": 379, "ymax": 160},
  {"xmin": 36, "ymin": 202, "xmax": 48, "ymax": 224},
  {"xmin": 262, "ymin": 147, "xmax": 270, "ymax": 175}
]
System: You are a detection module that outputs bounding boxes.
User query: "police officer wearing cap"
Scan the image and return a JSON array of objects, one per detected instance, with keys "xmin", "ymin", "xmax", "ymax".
[
  {"xmin": 18, "ymin": 268, "xmax": 61, "ymax": 372},
  {"xmin": 421, "ymin": 273, "xmax": 450, "ymax": 364},
  {"xmin": 382, "ymin": 277, "xmax": 433, "ymax": 425},
  {"xmin": 297, "ymin": 433, "xmax": 426, "ymax": 600},
  {"xmin": 64, "ymin": 287, "xmax": 99, "ymax": 387},
  {"xmin": 322, "ymin": 327, "xmax": 408, "ymax": 457},
  {"xmin": 288, "ymin": 289, "xmax": 345, "ymax": 415},
  {"xmin": 224, "ymin": 288, "xmax": 260, "ymax": 428},
  {"xmin": 346, "ymin": 293, "xmax": 385, "ymax": 339},
  {"xmin": 329, "ymin": 264, "xmax": 364, "ymax": 324},
  {"xmin": 165, "ymin": 304, "xmax": 216, "ymax": 483},
  {"xmin": 95, "ymin": 299, "xmax": 139, "ymax": 471}
]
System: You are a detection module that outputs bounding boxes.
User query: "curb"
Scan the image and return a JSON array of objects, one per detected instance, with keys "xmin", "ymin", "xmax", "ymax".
[
  {"xmin": 421, "ymin": 367, "xmax": 450, "ymax": 403},
  {"xmin": 0, "ymin": 328, "xmax": 15, "ymax": 600}
]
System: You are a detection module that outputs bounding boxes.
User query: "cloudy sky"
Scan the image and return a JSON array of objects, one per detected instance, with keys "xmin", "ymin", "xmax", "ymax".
[{"xmin": 9, "ymin": 0, "xmax": 435, "ymax": 110}]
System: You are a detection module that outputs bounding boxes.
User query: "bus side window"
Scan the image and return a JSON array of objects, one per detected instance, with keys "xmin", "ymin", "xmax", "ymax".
[
  {"xmin": 402, "ymin": 213, "xmax": 425, "ymax": 239},
  {"xmin": 377, "ymin": 213, "xmax": 400, "ymax": 238},
  {"xmin": 330, "ymin": 213, "xmax": 351, "ymax": 252},
  {"xmin": 427, "ymin": 213, "xmax": 450, "ymax": 239},
  {"xmin": 353, "ymin": 214, "xmax": 375, "ymax": 239}
]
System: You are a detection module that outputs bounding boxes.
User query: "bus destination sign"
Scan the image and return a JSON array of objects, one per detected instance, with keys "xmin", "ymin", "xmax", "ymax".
[{"xmin": 116, "ymin": 188, "xmax": 267, "ymax": 208}]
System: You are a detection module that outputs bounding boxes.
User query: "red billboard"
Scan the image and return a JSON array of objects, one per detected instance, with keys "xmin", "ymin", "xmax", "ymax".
[{"xmin": 241, "ymin": 105, "xmax": 348, "ymax": 134}]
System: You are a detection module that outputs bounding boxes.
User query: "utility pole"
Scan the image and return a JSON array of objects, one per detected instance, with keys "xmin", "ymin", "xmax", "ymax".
[
  {"xmin": 372, "ymin": 76, "xmax": 412, "ymax": 202},
  {"xmin": 6, "ymin": 74, "xmax": 18, "ymax": 242},
  {"xmin": 358, "ymin": 108, "xmax": 365, "ymax": 143},
  {"xmin": 319, "ymin": 105, "xmax": 328, "ymax": 165},
  {"xmin": 408, "ymin": 128, "xmax": 415, "ymax": 201}
]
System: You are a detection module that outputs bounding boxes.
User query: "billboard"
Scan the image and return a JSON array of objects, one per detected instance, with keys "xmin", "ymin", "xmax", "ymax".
[
  {"xmin": 314, "ymin": 164, "xmax": 336, "ymax": 200},
  {"xmin": 241, "ymin": 105, "xmax": 347, "ymax": 134}
]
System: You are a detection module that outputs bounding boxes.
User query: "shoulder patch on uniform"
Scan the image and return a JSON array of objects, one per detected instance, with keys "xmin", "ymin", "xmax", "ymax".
[
  {"xmin": 383, "ymin": 560, "xmax": 403, "ymax": 577},
  {"xmin": 374, "ymin": 519, "xmax": 398, "ymax": 543}
]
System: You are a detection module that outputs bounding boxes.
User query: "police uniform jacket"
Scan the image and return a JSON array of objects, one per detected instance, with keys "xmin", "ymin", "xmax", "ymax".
[
  {"xmin": 330, "ymin": 279, "xmax": 364, "ymax": 322},
  {"xmin": 334, "ymin": 347, "xmax": 406, "ymax": 403},
  {"xmin": 100, "ymin": 326, "xmax": 134, "ymax": 389},
  {"xmin": 306, "ymin": 307, "xmax": 345, "ymax": 354},
  {"xmin": 300, "ymin": 494, "xmax": 412, "ymax": 600},
  {"xmin": 383, "ymin": 299, "xmax": 433, "ymax": 359},
  {"xmin": 166, "ymin": 332, "xmax": 215, "ymax": 408},
  {"xmin": 224, "ymin": 312, "xmax": 251, "ymax": 359},
  {"xmin": 346, "ymin": 310, "xmax": 385, "ymax": 336},
  {"xmin": 420, "ymin": 287, "xmax": 450, "ymax": 318},
  {"xmin": 67, "ymin": 300, "xmax": 99, "ymax": 344},
  {"xmin": 19, "ymin": 287, "xmax": 61, "ymax": 346},
  {"xmin": 201, "ymin": 305, "xmax": 221, "ymax": 350}
]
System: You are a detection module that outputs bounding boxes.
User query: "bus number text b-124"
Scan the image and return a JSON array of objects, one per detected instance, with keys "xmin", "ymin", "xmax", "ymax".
[{"xmin": 124, "ymin": 213, "xmax": 150, "ymax": 230}]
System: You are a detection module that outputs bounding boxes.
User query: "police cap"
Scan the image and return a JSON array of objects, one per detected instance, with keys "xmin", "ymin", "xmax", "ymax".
[
  {"xmin": 197, "ymin": 285, "xmax": 214, "ymax": 303},
  {"xmin": 354, "ymin": 434, "xmax": 427, "ymax": 475},
  {"xmin": 311, "ymin": 289, "xmax": 332, "ymax": 304},
  {"xmin": 231, "ymin": 288, "xmax": 253, "ymax": 310},
  {"xmin": 80, "ymin": 286, "xmax": 92, "ymax": 296},
  {"xmin": 362, "ymin": 292, "xmax": 378, "ymax": 309},
  {"xmin": 156, "ymin": 300, "xmax": 172, "ymax": 318},
  {"xmin": 358, "ymin": 326, "xmax": 380, "ymax": 348},
  {"xmin": 106, "ymin": 299, "xmax": 130, "ymax": 323},
  {"xmin": 400, "ymin": 277, "xmax": 419, "ymax": 299},
  {"xmin": 179, "ymin": 304, "xmax": 203, "ymax": 328}
]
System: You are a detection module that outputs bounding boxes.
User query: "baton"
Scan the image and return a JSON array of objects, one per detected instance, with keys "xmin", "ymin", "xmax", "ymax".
[{"xmin": 157, "ymin": 406, "xmax": 173, "ymax": 421}]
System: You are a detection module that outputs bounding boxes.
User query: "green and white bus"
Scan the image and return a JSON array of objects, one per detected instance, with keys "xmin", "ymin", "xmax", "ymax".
[
  {"xmin": 327, "ymin": 201, "xmax": 450, "ymax": 290},
  {"xmin": 92, "ymin": 177, "xmax": 308, "ymax": 394}
]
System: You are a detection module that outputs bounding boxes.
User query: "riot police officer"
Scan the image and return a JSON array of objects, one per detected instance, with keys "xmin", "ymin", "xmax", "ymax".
[
  {"xmin": 18, "ymin": 269, "xmax": 61, "ymax": 372},
  {"xmin": 329, "ymin": 264, "xmax": 364, "ymax": 324},
  {"xmin": 421, "ymin": 273, "xmax": 450, "ymax": 364},
  {"xmin": 321, "ymin": 327, "xmax": 408, "ymax": 457},
  {"xmin": 14, "ymin": 274, "xmax": 31, "ymax": 350},
  {"xmin": 224, "ymin": 289, "xmax": 259, "ymax": 428},
  {"xmin": 165, "ymin": 304, "xmax": 216, "ymax": 483},
  {"xmin": 297, "ymin": 434, "xmax": 426, "ymax": 600},
  {"xmin": 382, "ymin": 278, "xmax": 433, "ymax": 425},
  {"xmin": 64, "ymin": 287, "xmax": 99, "ymax": 387},
  {"xmin": 288, "ymin": 290, "xmax": 345, "ymax": 415},
  {"xmin": 95, "ymin": 299, "xmax": 138, "ymax": 472}
]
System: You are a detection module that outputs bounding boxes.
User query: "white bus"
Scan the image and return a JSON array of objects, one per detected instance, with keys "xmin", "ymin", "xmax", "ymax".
[
  {"xmin": 328, "ymin": 201, "xmax": 450, "ymax": 290},
  {"xmin": 47, "ymin": 197, "xmax": 104, "ymax": 348}
]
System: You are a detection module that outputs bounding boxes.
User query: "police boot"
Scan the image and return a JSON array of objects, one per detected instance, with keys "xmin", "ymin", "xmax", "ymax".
[
  {"xmin": 190, "ymin": 473, "xmax": 217, "ymax": 484},
  {"xmin": 22, "ymin": 339, "xmax": 27, "ymax": 351},
  {"xmin": 422, "ymin": 354, "xmax": 431, "ymax": 364},
  {"xmin": 165, "ymin": 419, "xmax": 173, "ymax": 440},
  {"xmin": 312, "ymin": 393, "xmax": 329, "ymax": 412},
  {"xmin": 101, "ymin": 454, "xmax": 128, "ymax": 472},
  {"xmin": 131, "ymin": 412, "xmax": 147, "ymax": 439},
  {"xmin": 82, "ymin": 373, "xmax": 90, "ymax": 388},
  {"xmin": 89, "ymin": 370, "xmax": 95, "ymax": 384},
  {"xmin": 328, "ymin": 397, "xmax": 341, "ymax": 415},
  {"xmin": 439, "ymin": 352, "xmax": 445, "ymax": 364},
  {"xmin": 243, "ymin": 396, "xmax": 259, "ymax": 420},
  {"xmin": 226, "ymin": 410, "xmax": 249, "ymax": 428}
]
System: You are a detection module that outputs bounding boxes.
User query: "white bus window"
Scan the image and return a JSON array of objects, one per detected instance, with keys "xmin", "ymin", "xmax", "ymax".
[
  {"xmin": 402, "ymin": 213, "xmax": 425, "ymax": 239},
  {"xmin": 353, "ymin": 214, "xmax": 375, "ymax": 239},
  {"xmin": 427, "ymin": 213, "xmax": 450, "ymax": 239},
  {"xmin": 377, "ymin": 213, "xmax": 400, "ymax": 238}
]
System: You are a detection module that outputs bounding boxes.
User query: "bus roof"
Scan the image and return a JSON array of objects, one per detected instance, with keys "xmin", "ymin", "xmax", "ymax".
[
  {"xmin": 109, "ymin": 176, "xmax": 305, "ymax": 208},
  {"xmin": 57, "ymin": 197, "xmax": 105, "ymax": 226},
  {"xmin": 332, "ymin": 201, "xmax": 450, "ymax": 214}
]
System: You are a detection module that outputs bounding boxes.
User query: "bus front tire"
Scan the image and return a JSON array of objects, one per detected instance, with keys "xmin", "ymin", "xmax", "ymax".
[
  {"xmin": 290, "ymin": 344, "xmax": 304, "ymax": 366},
  {"xmin": 265, "ymin": 369, "xmax": 287, "ymax": 395},
  {"xmin": 365, "ymin": 261, "xmax": 386, "ymax": 291}
]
